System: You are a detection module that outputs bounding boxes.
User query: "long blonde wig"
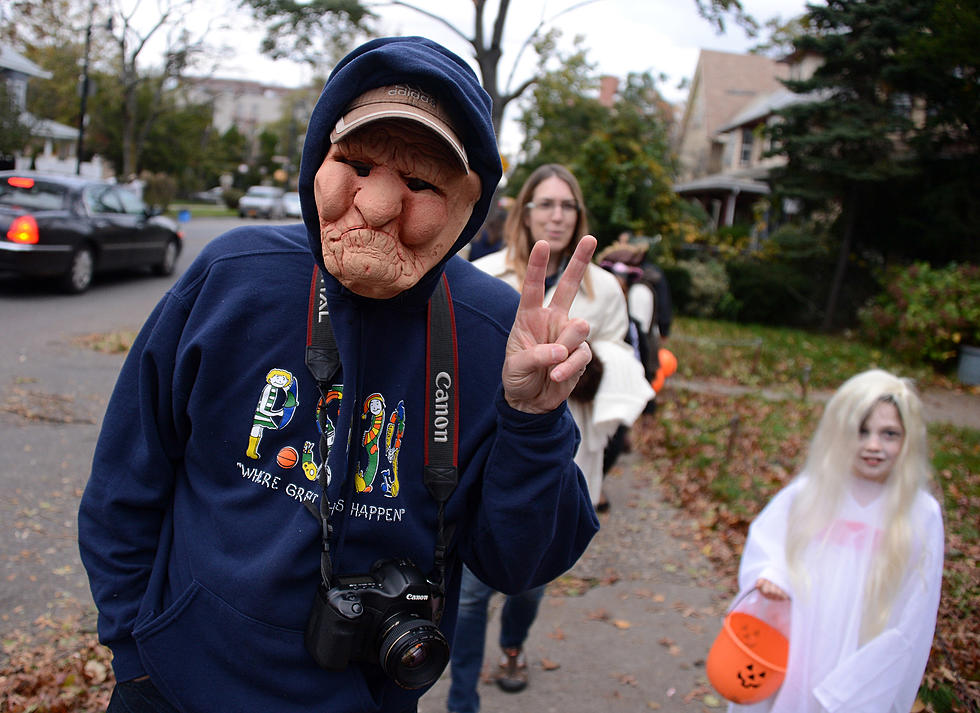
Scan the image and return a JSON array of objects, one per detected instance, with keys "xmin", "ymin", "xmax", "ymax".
[
  {"xmin": 785, "ymin": 369, "xmax": 933, "ymax": 642},
  {"xmin": 501, "ymin": 164, "xmax": 594, "ymax": 297}
]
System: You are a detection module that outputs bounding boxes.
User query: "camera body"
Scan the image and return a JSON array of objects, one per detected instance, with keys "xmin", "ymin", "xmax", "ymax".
[{"xmin": 305, "ymin": 558, "xmax": 450, "ymax": 689}]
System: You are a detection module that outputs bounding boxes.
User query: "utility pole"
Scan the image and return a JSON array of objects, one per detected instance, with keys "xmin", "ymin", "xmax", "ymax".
[{"xmin": 76, "ymin": 0, "xmax": 96, "ymax": 175}]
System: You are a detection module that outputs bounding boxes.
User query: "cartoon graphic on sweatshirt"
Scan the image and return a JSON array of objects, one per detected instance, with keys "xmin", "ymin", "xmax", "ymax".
[
  {"xmin": 310, "ymin": 386, "xmax": 343, "ymax": 485},
  {"xmin": 381, "ymin": 400, "xmax": 405, "ymax": 498},
  {"xmin": 246, "ymin": 369, "xmax": 298, "ymax": 459},
  {"xmin": 301, "ymin": 441, "xmax": 319, "ymax": 482},
  {"xmin": 355, "ymin": 393, "xmax": 385, "ymax": 493}
]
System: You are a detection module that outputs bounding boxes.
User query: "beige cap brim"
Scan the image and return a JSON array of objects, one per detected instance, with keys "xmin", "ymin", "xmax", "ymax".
[{"xmin": 330, "ymin": 85, "xmax": 469, "ymax": 172}]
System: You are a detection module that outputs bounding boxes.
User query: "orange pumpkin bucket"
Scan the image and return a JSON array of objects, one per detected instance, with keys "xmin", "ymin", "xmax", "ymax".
[{"xmin": 706, "ymin": 589, "xmax": 790, "ymax": 704}]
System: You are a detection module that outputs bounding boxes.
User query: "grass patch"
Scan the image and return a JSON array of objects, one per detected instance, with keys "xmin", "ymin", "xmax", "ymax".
[
  {"xmin": 166, "ymin": 202, "xmax": 237, "ymax": 219},
  {"xmin": 667, "ymin": 316, "xmax": 946, "ymax": 390}
]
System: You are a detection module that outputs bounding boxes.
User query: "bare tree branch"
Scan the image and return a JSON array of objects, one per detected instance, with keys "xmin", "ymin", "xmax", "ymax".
[
  {"xmin": 502, "ymin": 0, "xmax": 598, "ymax": 95},
  {"xmin": 377, "ymin": 0, "xmax": 472, "ymax": 44}
]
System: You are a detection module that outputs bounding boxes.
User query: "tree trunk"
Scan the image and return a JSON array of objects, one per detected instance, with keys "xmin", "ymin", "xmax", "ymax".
[{"xmin": 821, "ymin": 186, "xmax": 857, "ymax": 332}]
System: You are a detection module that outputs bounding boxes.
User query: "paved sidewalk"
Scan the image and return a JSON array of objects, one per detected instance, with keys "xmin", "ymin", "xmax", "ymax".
[{"xmin": 420, "ymin": 450, "xmax": 730, "ymax": 713}]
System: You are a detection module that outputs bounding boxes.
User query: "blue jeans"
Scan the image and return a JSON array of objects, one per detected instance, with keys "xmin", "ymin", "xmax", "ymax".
[{"xmin": 446, "ymin": 566, "xmax": 546, "ymax": 713}]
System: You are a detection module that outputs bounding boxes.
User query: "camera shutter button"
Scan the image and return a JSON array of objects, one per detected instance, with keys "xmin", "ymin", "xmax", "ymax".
[{"xmin": 340, "ymin": 593, "xmax": 363, "ymax": 615}]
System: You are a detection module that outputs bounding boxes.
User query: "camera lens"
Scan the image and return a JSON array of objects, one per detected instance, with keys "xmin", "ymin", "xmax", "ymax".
[
  {"xmin": 379, "ymin": 618, "xmax": 450, "ymax": 689},
  {"xmin": 400, "ymin": 642, "xmax": 429, "ymax": 668}
]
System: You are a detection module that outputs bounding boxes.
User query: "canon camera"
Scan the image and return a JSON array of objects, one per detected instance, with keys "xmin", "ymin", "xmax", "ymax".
[{"xmin": 304, "ymin": 558, "xmax": 450, "ymax": 689}]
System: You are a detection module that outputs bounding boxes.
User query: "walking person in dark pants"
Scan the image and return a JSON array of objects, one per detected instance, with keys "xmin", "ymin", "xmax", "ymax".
[{"xmin": 447, "ymin": 566, "xmax": 546, "ymax": 713}]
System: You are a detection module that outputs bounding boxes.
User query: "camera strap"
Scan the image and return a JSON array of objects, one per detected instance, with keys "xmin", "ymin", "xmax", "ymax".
[{"xmin": 305, "ymin": 267, "xmax": 459, "ymax": 623}]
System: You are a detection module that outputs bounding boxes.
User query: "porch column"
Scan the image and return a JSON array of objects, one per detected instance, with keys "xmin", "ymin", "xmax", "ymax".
[{"xmin": 723, "ymin": 187, "xmax": 740, "ymax": 226}]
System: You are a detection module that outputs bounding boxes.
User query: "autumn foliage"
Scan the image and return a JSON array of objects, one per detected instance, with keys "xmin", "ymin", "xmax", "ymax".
[{"xmin": 1, "ymin": 615, "xmax": 113, "ymax": 712}]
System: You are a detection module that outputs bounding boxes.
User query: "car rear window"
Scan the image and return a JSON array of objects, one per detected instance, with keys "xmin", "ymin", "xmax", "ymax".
[{"xmin": 0, "ymin": 178, "xmax": 68, "ymax": 211}]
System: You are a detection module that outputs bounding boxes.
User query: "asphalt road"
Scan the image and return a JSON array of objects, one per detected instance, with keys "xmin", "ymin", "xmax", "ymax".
[{"xmin": 0, "ymin": 216, "xmax": 298, "ymax": 639}]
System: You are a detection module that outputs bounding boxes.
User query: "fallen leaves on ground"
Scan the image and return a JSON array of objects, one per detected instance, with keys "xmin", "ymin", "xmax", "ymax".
[
  {"xmin": 1, "ymin": 615, "xmax": 113, "ymax": 713},
  {"xmin": 0, "ymin": 388, "xmax": 95, "ymax": 425},
  {"xmin": 612, "ymin": 672, "xmax": 638, "ymax": 686}
]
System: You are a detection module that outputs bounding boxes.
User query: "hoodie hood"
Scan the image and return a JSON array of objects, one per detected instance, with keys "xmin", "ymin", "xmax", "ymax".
[{"xmin": 299, "ymin": 36, "xmax": 502, "ymax": 303}]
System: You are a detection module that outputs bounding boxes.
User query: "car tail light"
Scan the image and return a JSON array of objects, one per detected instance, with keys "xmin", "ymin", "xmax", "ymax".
[
  {"xmin": 7, "ymin": 215, "xmax": 39, "ymax": 244},
  {"xmin": 7, "ymin": 176, "xmax": 35, "ymax": 189}
]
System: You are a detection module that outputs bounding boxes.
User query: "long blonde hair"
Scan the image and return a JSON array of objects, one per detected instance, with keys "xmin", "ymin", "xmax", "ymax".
[
  {"xmin": 785, "ymin": 369, "xmax": 932, "ymax": 642},
  {"xmin": 502, "ymin": 164, "xmax": 593, "ymax": 296}
]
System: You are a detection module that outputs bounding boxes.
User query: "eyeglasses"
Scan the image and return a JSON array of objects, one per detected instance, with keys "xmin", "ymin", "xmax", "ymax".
[{"xmin": 525, "ymin": 199, "xmax": 579, "ymax": 217}]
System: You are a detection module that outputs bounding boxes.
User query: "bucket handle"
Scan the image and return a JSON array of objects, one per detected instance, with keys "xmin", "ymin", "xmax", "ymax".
[
  {"xmin": 725, "ymin": 586, "xmax": 758, "ymax": 615},
  {"xmin": 726, "ymin": 583, "xmax": 791, "ymax": 615}
]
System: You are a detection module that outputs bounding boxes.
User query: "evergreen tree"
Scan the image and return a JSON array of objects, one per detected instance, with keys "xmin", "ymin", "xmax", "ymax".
[
  {"xmin": 768, "ymin": 0, "xmax": 939, "ymax": 329},
  {"xmin": 0, "ymin": 83, "xmax": 32, "ymax": 157}
]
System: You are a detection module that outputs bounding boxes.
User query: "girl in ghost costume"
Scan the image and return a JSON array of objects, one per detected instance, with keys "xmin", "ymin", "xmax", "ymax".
[{"xmin": 729, "ymin": 369, "xmax": 944, "ymax": 713}]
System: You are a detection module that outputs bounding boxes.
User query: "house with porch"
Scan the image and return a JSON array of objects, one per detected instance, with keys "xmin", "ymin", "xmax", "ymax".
[
  {"xmin": 0, "ymin": 45, "xmax": 105, "ymax": 177},
  {"xmin": 672, "ymin": 49, "xmax": 819, "ymax": 230}
]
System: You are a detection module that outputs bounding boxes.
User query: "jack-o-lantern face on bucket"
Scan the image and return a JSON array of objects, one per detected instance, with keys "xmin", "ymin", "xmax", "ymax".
[
  {"xmin": 737, "ymin": 663, "xmax": 767, "ymax": 689},
  {"xmin": 737, "ymin": 621, "xmax": 763, "ymax": 649}
]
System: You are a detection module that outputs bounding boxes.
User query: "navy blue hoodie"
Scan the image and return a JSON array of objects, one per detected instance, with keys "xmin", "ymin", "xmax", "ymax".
[{"xmin": 78, "ymin": 36, "xmax": 598, "ymax": 713}]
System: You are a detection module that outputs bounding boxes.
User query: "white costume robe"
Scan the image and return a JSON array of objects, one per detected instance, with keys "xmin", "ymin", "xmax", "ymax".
[
  {"xmin": 729, "ymin": 476, "xmax": 944, "ymax": 713},
  {"xmin": 473, "ymin": 252, "xmax": 653, "ymax": 504}
]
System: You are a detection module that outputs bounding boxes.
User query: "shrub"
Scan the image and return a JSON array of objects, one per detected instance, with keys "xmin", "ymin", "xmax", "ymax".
[
  {"xmin": 675, "ymin": 258, "xmax": 730, "ymax": 318},
  {"xmin": 662, "ymin": 265, "xmax": 692, "ymax": 314},
  {"xmin": 858, "ymin": 262, "xmax": 980, "ymax": 367},
  {"xmin": 141, "ymin": 172, "xmax": 177, "ymax": 212},
  {"xmin": 726, "ymin": 260, "xmax": 818, "ymax": 326},
  {"xmin": 222, "ymin": 189, "xmax": 243, "ymax": 210}
]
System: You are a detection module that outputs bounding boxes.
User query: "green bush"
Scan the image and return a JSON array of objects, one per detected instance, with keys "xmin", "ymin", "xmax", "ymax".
[
  {"xmin": 858, "ymin": 262, "xmax": 980, "ymax": 367},
  {"xmin": 222, "ymin": 189, "xmax": 243, "ymax": 210},
  {"xmin": 662, "ymin": 265, "xmax": 692, "ymax": 314},
  {"xmin": 726, "ymin": 260, "xmax": 818, "ymax": 326},
  {"xmin": 675, "ymin": 258, "xmax": 730, "ymax": 318},
  {"xmin": 764, "ymin": 223, "xmax": 827, "ymax": 261},
  {"xmin": 141, "ymin": 171, "xmax": 177, "ymax": 212}
]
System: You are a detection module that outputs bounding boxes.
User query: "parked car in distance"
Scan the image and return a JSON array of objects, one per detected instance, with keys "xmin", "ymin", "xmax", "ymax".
[
  {"xmin": 283, "ymin": 191, "xmax": 302, "ymax": 218},
  {"xmin": 238, "ymin": 185, "xmax": 285, "ymax": 219},
  {"xmin": 190, "ymin": 186, "xmax": 225, "ymax": 204},
  {"xmin": 0, "ymin": 171, "xmax": 183, "ymax": 294}
]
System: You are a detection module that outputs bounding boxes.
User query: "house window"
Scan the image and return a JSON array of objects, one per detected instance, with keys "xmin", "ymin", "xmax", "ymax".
[{"xmin": 740, "ymin": 127, "xmax": 754, "ymax": 165}]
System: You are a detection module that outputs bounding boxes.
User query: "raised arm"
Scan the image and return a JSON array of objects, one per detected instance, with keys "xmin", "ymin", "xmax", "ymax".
[{"xmin": 502, "ymin": 236, "xmax": 597, "ymax": 414}]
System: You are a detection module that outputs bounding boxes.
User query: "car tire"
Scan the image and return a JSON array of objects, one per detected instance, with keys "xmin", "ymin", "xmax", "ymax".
[
  {"xmin": 61, "ymin": 245, "xmax": 94, "ymax": 294},
  {"xmin": 153, "ymin": 238, "xmax": 180, "ymax": 276}
]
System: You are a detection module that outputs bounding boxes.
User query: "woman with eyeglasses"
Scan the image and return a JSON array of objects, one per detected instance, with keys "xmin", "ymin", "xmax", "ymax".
[
  {"xmin": 448, "ymin": 164, "xmax": 652, "ymax": 713},
  {"xmin": 474, "ymin": 163, "xmax": 653, "ymax": 508}
]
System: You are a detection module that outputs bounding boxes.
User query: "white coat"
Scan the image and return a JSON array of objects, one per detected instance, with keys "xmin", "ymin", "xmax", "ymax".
[{"xmin": 473, "ymin": 251, "xmax": 653, "ymax": 504}]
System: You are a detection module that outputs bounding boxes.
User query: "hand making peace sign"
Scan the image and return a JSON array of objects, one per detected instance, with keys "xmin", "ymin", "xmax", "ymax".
[{"xmin": 502, "ymin": 235, "xmax": 598, "ymax": 414}]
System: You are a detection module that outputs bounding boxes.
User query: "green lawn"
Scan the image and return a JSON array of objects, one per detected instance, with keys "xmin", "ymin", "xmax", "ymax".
[
  {"xmin": 166, "ymin": 202, "xmax": 237, "ymax": 219},
  {"xmin": 666, "ymin": 316, "xmax": 946, "ymax": 390}
]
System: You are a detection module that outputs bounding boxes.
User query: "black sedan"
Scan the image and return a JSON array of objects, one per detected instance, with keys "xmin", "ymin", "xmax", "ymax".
[{"xmin": 0, "ymin": 171, "xmax": 183, "ymax": 293}]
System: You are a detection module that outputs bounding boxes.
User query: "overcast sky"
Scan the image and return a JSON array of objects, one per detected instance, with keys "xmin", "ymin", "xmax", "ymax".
[{"xmin": 200, "ymin": 0, "xmax": 811, "ymax": 153}]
